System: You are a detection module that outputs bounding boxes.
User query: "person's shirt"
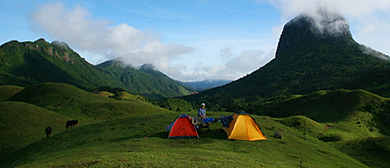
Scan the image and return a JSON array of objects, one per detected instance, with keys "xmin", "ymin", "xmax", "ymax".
[{"xmin": 198, "ymin": 107, "xmax": 206, "ymax": 118}]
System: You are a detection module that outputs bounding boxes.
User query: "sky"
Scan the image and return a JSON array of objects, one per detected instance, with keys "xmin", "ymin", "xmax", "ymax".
[{"xmin": 1, "ymin": 0, "xmax": 390, "ymax": 82}]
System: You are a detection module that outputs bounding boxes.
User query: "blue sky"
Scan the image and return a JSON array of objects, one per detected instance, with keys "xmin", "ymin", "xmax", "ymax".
[{"xmin": 1, "ymin": 0, "xmax": 390, "ymax": 81}]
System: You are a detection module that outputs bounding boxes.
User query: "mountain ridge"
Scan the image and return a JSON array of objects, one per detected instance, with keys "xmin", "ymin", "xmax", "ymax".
[{"xmin": 0, "ymin": 39, "xmax": 194, "ymax": 98}]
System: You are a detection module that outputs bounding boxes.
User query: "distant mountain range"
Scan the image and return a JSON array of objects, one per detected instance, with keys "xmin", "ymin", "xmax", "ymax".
[
  {"xmin": 184, "ymin": 10, "xmax": 390, "ymax": 111},
  {"xmin": 0, "ymin": 39, "xmax": 194, "ymax": 99},
  {"xmin": 183, "ymin": 80, "xmax": 231, "ymax": 91}
]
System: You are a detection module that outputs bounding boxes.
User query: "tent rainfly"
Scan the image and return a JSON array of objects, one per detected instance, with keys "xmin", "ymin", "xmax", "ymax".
[
  {"xmin": 166, "ymin": 114, "xmax": 199, "ymax": 139},
  {"xmin": 221, "ymin": 111, "xmax": 267, "ymax": 141}
]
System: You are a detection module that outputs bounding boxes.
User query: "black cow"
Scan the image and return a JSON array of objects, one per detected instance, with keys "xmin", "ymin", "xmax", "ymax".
[
  {"xmin": 45, "ymin": 126, "xmax": 52, "ymax": 138},
  {"xmin": 65, "ymin": 120, "xmax": 78, "ymax": 130}
]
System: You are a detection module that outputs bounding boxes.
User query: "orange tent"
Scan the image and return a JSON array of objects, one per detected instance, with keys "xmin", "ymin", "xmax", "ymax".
[{"xmin": 222, "ymin": 112, "xmax": 267, "ymax": 141}]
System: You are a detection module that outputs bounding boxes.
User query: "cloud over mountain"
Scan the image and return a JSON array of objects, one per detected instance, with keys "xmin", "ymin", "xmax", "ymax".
[
  {"xmin": 264, "ymin": 0, "xmax": 390, "ymax": 55},
  {"xmin": 30, "ymin": 1, "xmax": 194, "ymax": 77}
]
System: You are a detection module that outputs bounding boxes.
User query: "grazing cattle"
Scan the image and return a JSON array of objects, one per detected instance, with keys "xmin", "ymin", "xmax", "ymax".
[
  {"xmin": 45, "ymin": 126, "xmax": 52, "ymax": 138},
  {"xmin": 66, "ymin": 120, "xmax": 78, "ymax": 130}
]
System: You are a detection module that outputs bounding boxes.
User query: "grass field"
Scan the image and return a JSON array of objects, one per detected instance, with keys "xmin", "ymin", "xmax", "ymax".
[
  {"xmin": 0, "ymin": 83, "xmax": 389, "ymax": 167},
  {"xmin": 0, "ymin": 112, "xmax": 368, "ymax": 168}
]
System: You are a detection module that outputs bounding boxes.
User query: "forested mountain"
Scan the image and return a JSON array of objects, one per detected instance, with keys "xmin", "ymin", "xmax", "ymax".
[
  {"xmin": 184, "ymin": 10, "xmax": 390, "ymax": 110},
  {"xmin": 0, "ymin": 39, "xmax": 193, "ymax": 98},
  {"xmin": 96, "ymin": 60, "xmax": 194, "ymax": 98}
]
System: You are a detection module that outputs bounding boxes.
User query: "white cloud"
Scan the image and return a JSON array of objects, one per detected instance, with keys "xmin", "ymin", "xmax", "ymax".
[
  {"xmin": 182, "ymin": 48, "xmax": 273, "ymax": 81},
  {"xmin": 30, "ymin": 1, "xmax": 194, "ymax": 74}
]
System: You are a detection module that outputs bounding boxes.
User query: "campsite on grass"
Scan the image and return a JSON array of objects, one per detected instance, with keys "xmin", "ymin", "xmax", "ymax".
[
  {"xmin": 1, "ymin": 83, "xmax": 389, "ymax": 168},
  {"xmin": 165, "ymin": 111, "xmax": 267, "ymax": 141}
]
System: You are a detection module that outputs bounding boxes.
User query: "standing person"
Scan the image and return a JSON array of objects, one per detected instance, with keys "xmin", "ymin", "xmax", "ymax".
[{"xmin": 198, "ymin": 103, "xmax": 212, "ymax": 131}]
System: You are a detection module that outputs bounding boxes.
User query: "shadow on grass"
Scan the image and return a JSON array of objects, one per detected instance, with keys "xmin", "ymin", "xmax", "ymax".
[
  {"xmin": 198, "ymin": 129, "xmax": 227, "ymax": 139},
  {"xmin": 110, "ymin": 131, "xmax": 168, "ymax": 142},
  {"xmin": 110, "ymin": 137, "xmax": 135, "ymax": 142},
  {"xmin": 150, "ymin": 131, "xmax": 169, "ymax": 139},
  {"xmin": 110, "ymin": 128, "xmax": 228, "ymax": 142},
  {"xmin": 146, "ymin": 129, "xmax": 227, "ymax": 140}
]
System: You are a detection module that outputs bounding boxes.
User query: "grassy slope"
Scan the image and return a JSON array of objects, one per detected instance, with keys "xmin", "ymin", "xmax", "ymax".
[
  {"xmin": 0, "ymin": 112, "xmax": 367, "ymax": 168},
  {"xmin": 251, "ymin": 89, "xmax": 390, "ymax": 135},
  {"xmin": 8, "ymin": 83, "xmax": 171, "ymax": 123},
  {"xmin": 0, "ymin": 101, "xmax": 71, "ymax": 158},
  {"xmin": 0, "ymin": 83, "xmax": 173, "ymax": 160},
  {"xmin": 260, "ymin": 89, "xmax": 390, "ymax": 168},
  {"xmin": 274, "ymin": 115, "xmax": 390, "ymax": 168},
  {"xmin": 0, "ymin": 85, "xmax": 23, "ymax": 101},
  {"xmin": 332, "ymin": 137, "xmax": 390, "ymax": 168},
  {"xmin": 0, "ymin": 83, "xmax": 388, "ymax": 167}
]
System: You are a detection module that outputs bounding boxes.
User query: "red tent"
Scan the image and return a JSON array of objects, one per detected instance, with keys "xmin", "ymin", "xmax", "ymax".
[{"xmin": 167, "ymin": 114, "xmax": 199, "ymax": 139}]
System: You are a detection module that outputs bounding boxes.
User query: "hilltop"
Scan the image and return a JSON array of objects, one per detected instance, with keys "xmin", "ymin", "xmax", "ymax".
[
  {"xmin": 184, "ymin": 9, "xmax": 390, "ymax": 111},
  {"xmin": 0, "ymin": 85, "xmax": 23, "ymax": 101},
  {"xmin": 0, "ymin": 39, "xmax": 194, "ymax": 98},
  {"xmin": 8, "ymin": 83, "xmax": 172, "ymax": 121}
]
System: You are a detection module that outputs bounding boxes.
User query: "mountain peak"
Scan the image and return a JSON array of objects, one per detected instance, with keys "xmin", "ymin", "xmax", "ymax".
[{"xmin": 276, "ymin": 8, "xmax": 353, "ymax": 59}]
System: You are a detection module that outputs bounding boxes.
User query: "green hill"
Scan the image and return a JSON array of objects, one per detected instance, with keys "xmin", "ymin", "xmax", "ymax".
[
  {"xmin": 183, "ymin": 10, "xmax": 390, "ymax": 111},
  {"xmin": 0, "ymin": 39, "xmax": 193, "ymax": 98},
  {"xmin": 0, "ymin": 101, "xmax": 70, "ymax": 157},
  {"xmin": 8, "ymin": 83, "xmax": 173, "ymax": 122},
  {"xmin": 0, "ymin": 85, "xmax": 23, "ymax": 101},
  {"xmin": 245, "ymin": 89, "xmax": 390, "ymax": 136},
  {"xmin": 0, "ymin": 83, "xmax": 174, "ymax": 160},
  {"xmin": 243, "ymin": 89, "xmax": 390, "ymax": 167},
  {"xmin": 274, "ymin": 114, "xmax": 390, "ymax": 168}
]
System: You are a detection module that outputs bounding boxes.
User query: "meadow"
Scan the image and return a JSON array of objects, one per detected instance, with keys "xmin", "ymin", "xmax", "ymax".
[{"xmin": 0, "ymin": 83, "xmax": 389, "ymax": 167}]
